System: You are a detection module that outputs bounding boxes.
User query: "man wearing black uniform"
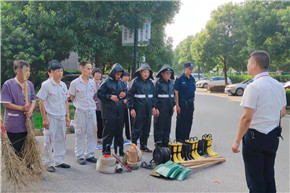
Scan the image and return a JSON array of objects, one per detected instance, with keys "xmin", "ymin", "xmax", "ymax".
[
  {"xmin": 153, "ymin": 65, "xmax": 175, "ymax": 147},
  {"xmin": 174, "ymin": 62, "xmax": 196, "ymax": 142},
  {"xmin": 97, "ymin": 63, "xmax": 126, "ymax": 155},
  {"xmin": 128, "ymin": 63, "xmax": 157, "ymax": 152},
  {"xmin": 121, "ymin": 71, "xmax": 131, "ymax": 140}
]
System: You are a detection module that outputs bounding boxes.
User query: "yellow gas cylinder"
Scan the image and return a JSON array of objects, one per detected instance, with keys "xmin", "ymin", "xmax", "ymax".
[
  {"xmin": 127, "ymin": 143, "xmax": 138, "ymax": 163},
  {"xmin": 127, "ymin": 143, "xmax": 140, "ymax": 170}
]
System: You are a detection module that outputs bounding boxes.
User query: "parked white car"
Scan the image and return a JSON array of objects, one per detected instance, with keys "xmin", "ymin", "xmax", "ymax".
[
  {"xmin": 225, "ymin": 78, "xmax": 253, "ymax": 96},
  {"xmin": 191, "ymin": 73, "xmax": 204, "ymax": 81},
  {"xmin": 196, "ymin": 76, "xmax": 232, "ymax": 88},
  {"xmin": 284, "ymin": 81, "xmax": 290, "ymax": 89}
]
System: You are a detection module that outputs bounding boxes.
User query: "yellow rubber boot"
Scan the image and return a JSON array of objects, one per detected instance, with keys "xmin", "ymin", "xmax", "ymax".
[
  {"xmin": 188, "ymin": 140, "xmax": 201, "ymax": 160},
  {"xmin": 171, "ymin": 143, "xmax": 180, "ymax": 163},
  {"xmin": 168, "ymin": 142, "xmax": 174, "ymax": 161},
  {"xmin": 177, "ymin": 143, "xmax": 185, "ymax": 162},
  {"xmin": 207, "ymin": 137, "xmax": 218, "ymax": 157},
  {"xmin": 194, "ymin": 140, "xmax": 205, "ymax": 159}
]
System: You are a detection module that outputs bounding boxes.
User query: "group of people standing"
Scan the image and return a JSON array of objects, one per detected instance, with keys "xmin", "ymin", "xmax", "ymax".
[
  {"xmin": 1, "ymin": 50, "xmax": 287, "ymax": 192},
  {"xmin": 1, "ymin": 59, "xmax": 197, "ymax": 173}
]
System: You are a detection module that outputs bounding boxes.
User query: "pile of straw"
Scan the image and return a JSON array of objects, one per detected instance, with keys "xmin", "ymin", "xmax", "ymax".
[
  {"xmin": 21, "ymin": 65, "xmax": 44, "ymax": 179},
  {"xmin": 1, "ymin": 131, "xmax": 31, "ymax": 189},
  {"xmin": 21, "ymin": 127, "xmax": 44, "ymax": 179}
]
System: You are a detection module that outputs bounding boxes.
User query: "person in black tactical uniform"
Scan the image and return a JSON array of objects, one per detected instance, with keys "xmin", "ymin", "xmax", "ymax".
[
  {"xmin": 174, "ymin": 62, "xmax": 196, "ymax": 143},
  {"xmin": 153, "ymin": 65, "xmax": 175, "ymax": 147},
  {"xmin": 121, "ymin": 71, "xmax": 131, "ymax": 140},
  {"xmin": 97, "ymin": 63, "xmax": 126, "ymax": 155},
  {"xmin": 128, "ymin": 63, "xmax": 157, "ymax": 153}
]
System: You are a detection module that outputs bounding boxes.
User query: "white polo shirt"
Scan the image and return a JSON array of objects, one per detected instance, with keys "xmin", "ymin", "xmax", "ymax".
[
  {"xmin": 69, "ymin": 76, "xmax": 97, "ymax": 111},
  {"xmin": 241, "ymin": 72, "xmax": 287, "ymax": 134},
  {"xmin": 37, "ymin": 78, "xmax": 69, "ymax": 117}
]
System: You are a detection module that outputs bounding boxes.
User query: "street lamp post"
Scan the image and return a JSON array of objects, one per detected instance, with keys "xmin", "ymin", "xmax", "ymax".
[{"xmin": 133, "ymin": 27, "xmax": 138, "ymax": 75}]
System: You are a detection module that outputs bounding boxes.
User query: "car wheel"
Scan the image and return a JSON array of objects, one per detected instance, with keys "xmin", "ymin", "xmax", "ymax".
[
  {"xmin": 235, "ymin": 88, "xmax": 244, "ymax": 96},
  {"xmin": 203, "ymin": 83, "xmax": 208, "ymax": 89}
]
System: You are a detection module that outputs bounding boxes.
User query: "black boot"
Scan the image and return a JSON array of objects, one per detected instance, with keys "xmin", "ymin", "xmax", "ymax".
[
  {"xmin": 119, "ymin": 147, "xmax": 125, "ymax": 156},
  {"xmin": 186, "ymin": 143, "xmax": 193, "ymax": 160},
  {"xmin": 140, "ymin": 145, "xmax": 152, "ymax": 153},
  {"xmin": 181, "ymin": 143, "xmax": 187, "ymax": 161},
  {"xmin": 103, "ymin": 144, "xmax": 111, "ymax": 155}
]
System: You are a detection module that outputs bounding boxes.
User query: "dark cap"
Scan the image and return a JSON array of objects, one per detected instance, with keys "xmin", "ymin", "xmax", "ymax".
[
  {"xmin": 163, "ymin": 68, "xmax": 173, "ymax": 73},
  {"xmin": 184, "ymin": 62, "xmax": 194, "ymax": 69}
]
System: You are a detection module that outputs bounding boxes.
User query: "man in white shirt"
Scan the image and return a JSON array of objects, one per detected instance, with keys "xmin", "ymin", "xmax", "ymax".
[
  {"xmin": 232, "ymin": 50, "xmax": 287, "ymax": 193},
  {"xmin": 37, "ymin": 62, "xmax": 71, "ymax": 172},
  {"xmin": 69, "ymin": 61, "xmax": 97, "ymax": 165}
]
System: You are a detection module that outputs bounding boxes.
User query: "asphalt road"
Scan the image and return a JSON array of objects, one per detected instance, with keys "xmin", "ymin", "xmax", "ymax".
[{"xmin": 2, "ymin": 92, "xmax": 289, "ymax": 193}]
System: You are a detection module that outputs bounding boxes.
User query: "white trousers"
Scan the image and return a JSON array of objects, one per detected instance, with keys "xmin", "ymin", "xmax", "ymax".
[
  {"xmin": 43, "ymin": 115, "xmax": 66, "ymax": 167},
  {"xmin": 74, "ymin": 109, "xmax": 97, "ymax": 159}
]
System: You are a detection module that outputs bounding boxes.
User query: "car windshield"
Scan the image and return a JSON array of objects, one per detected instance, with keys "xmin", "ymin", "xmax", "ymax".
[{"xmin": 241, "ymin": 79, "xmax": 252, "ymax": 84}]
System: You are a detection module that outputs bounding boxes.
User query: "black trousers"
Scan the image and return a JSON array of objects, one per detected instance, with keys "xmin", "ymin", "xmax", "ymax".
[
  {"xmin": 154, "ymin": 112, "xmax": 172, "ymax": 146},
  {"xmin": 7, "ymin": 131, "xmax": 27, "ymax": 156},
  {"xmin": 175, "ymin": 100, "xmax": 194, "ymax": 142},
  {"xmin": 242, "ymin": 128, "xmax": 279, "ymax": 193},
  {"xmin": 102, "ymin": 117, "xmax": 124, "ymax": 154},
  {"xmin": 132, "ymin": 114, "xmax": 151, "ymax": 148},
  {"xmin": 96, "ymin": 110, "xmax": 103, "ymax": 139},
  {"xmin": 123, "ymin": 107, "xmax": 131, "ymax": 140}
]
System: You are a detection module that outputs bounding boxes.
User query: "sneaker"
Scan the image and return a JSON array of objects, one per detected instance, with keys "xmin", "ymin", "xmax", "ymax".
[
  {"xmin": 86, "ymin": 157, "xmax": 97, "ymax": 163},
  {"xmin": 56, "ymin": 163, "xmax": 71, "ymax": 168},
  {"xmin": 77, "ymin": 158, "xmax": 86, "ymax": 165},
  {"xmin": 140, "ymin": 147, "xmax": 152, "ymax": 153},
  {"xmin": 47, "ymin": 166, "xmax": 56, "ymax": 172}
]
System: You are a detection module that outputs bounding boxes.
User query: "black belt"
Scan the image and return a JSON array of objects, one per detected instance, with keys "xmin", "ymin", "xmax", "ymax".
[
  {"xmin": 248, "ymin": 127, "xmax": 283, "ymax": 140},
  {"xmin": 181, "ymin": 98, "xmax": 194, "ymax": 102}
]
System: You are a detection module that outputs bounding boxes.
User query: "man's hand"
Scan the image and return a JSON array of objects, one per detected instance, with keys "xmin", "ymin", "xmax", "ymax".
[
  {"xmin": 152, "ymin": 108, "xmax": 157, "ymax": 116},
  {"xmin": 110, "ymin": 95, "xmax": 119, "ymax": 102},
  {"xmin": 176, "ymin": 105, "xmax": 181, "ymax": 115},
  {"xmin": 123, "ymin": 99, "xmax": 128, "ymax": 104},
  {"xmin": 23, "ymin": 104, "xmax": 30, "ymax": 112},
  {"xmin": 65, "ymin": 116, "xmax": 70, "ymax": 127},
  {"xmin": 154, "ymin": 109, "xmax": 160, "ymax": 117},
  {"xmin": 232, "ymin": 140, "xmax": 240, "ymax": 153},
  {"xmin": 131, "ymin": 109, "xmax": 136, "ymax": 118},
  {"xmin": 43, "ymin": 119, "xmax": 49, "ymax": 130},
  {"xmin": 119, "ymin": 92, "xmax": 126, "ymax": 99},
  {"xmin": 25, "ymin": 110, "xmax": 33, "ymax": 118}
]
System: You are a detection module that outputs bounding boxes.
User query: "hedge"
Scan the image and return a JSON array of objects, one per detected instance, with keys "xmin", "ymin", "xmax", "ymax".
[
  {"xmin": 286, "ymin": 89, "xmax": 290, "ymax": 106},
  {"xmin": 204, "ymin": 74, "xmax": 290, "ymax": 84}
]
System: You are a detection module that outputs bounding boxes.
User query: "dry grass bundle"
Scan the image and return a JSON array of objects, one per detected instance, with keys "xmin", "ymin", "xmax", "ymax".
[
  {"xmin": 1, "ymin": 132, "xmax": 32, "ymax": 190},
  {"xmin": 21, "ymin": 65, "xmax": 44, "ymax": 179},
  {"xmin": 21, "ymin": 127, "xmax": 44, "ymax": 179}
]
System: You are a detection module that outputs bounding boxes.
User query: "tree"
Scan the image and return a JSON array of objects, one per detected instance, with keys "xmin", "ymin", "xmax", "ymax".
[
  {"xmin": 172, "ymin": 36, "xmax": 194, "ymax": 75},
  {"xmin": 1, "ymin": 1, "xmax": 180, "ymax": 86},
  {"xmin": 239, "ymin": 1, "xmax": 290, "ymax": 71},
  {"xmin": 1, "ymin": 1, "xmax": 75, "ymax": 87}
]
